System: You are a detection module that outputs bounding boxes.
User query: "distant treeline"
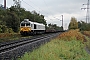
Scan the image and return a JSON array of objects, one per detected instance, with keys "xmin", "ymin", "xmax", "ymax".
[{"xmin": 68, "ymin": 17, "xmax": 90, "ymax": 31}]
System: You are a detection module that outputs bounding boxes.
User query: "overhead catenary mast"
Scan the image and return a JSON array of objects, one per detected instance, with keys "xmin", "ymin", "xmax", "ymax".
[
  {"xmin": 81, "ymin": 0, "xmax": 90, "ymax": 23},
  {"xmin": 4, "ymin": 0, "xmax": 6, "ymax": 9}
]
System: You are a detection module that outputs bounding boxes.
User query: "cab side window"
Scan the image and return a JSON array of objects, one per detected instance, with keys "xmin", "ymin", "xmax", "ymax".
[{"xmin": 34, "ymin": 24, "xmax": 36, "ymax": 29}]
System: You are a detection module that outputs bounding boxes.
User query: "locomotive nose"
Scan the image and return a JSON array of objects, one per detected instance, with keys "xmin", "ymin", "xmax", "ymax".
[{"xmin": 20, "ymin": 27, "xmax": 31, "ymax": 32}]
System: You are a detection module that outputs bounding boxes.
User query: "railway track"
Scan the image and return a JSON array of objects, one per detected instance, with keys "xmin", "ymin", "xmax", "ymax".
[{"xmin": 0, "ymin": 32, "xmax": 61, "ymax": 60}]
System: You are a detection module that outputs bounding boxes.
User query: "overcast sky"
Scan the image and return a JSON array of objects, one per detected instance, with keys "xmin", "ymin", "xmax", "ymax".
[{"xmin": 0, "ymin": 0, "xmax": 88, "ymax": 30}]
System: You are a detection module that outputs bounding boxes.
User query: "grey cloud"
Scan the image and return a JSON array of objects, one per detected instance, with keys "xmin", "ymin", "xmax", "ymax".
[{"xmin": 31, "ymin": 0, "xmax": 87, "ymax": 16}]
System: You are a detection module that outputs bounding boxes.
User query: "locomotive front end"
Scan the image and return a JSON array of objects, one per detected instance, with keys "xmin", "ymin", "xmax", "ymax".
[{"xmin": 20, "ymin": 19, "xmax": 31, "ymax": 35}]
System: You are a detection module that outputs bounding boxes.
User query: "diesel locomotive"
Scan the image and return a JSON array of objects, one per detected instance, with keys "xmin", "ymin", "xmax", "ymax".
[{"xmin": 20, "ymin": 19, "xmax": 45, "ymax": 35}]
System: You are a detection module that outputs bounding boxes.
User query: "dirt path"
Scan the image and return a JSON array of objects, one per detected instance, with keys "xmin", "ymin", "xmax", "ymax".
[{"xmin": 85, "ymin": 47, "xmax": 90, "ymax": 54}]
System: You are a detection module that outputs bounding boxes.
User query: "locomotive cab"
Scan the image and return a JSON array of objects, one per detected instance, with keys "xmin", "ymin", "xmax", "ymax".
[{"xmin": 20, "ymin": 19, "xmax": 31, "ymax": 35}]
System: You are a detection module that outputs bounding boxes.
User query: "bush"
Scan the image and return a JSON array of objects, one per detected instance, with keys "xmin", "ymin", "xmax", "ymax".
[
  {"xmin": 82, "ymin": 31, "xmax": 90, "ymax": 37},
  {"xmin": 58, "ymin": 29, "xmax": 86, "ymax": 42},
  {"xmin": 0, "ymin": 25, "xmax": 14, "ymax": 33}
]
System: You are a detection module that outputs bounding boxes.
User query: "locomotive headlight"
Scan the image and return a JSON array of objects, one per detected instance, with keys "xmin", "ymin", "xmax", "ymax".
[
  {"xmin": 20, "ymin": 27, "xmax": 31, "ymax": 32},
  {"xmin": 20, "ymin": 27, "xmax": 23, "ymax": 31}
]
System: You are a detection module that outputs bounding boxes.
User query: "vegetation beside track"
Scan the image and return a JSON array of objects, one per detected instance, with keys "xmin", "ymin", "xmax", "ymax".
[
  {"xmin": 82, "ymin": 31, "xmax": 90, "ymax": 37},
  {"xmin": 58, "ymin": 29, "xmax": 86, "ymax": 42},
  {"xmin": 82, "ymin": 31, "xmax": 90, "ymax": 51},
  {"xmin": 0, "ymin": 33, "xmax": 31, "ymax": 43},
  {"xmin": 0, "ymin": 33, "xmax": 20, "ymax": 43},
  {"xmin": 18, "ymin": 30, "xmax": 90, "ymax": 60}
]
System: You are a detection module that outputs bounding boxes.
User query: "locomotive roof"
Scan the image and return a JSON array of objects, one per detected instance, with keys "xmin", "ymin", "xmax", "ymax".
[
  {"xmin": 30, "ymin": 21, "xmax": 45, "ymax": 26},
  {"xmin": 21, "ymin": 19, "xmax": 45, "ymax": 26}
]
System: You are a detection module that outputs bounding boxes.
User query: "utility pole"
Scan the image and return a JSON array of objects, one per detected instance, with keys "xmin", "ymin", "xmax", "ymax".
[
  {"xmin": 4, "ymin": 0, "xmax": 6, "ymax": 9},
  {"xmin": 55, "ymin": 15, "xmax": 63, "ymax": 30},
  {"xmin": 61, "ymin": 15, "xmax": 63, "ymax": 30},
  {"xmin": 81, "ymin": 0, "xmax": 90, "ymax": 23}
]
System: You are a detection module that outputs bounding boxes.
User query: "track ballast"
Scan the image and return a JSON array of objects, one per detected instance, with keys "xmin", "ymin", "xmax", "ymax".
[{"xmin": 0, "ymin": 32, "xmax": 61, "ymax": 60}]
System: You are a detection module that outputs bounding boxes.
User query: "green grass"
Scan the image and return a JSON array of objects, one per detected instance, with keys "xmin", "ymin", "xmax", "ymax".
[{"xmin": 18, "ymin": 38, "xmax": 90, "ymax": 60}]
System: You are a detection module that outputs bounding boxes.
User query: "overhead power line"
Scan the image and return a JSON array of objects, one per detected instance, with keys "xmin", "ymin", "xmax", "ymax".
[
  {"xmin": 21, "ymin": 0, "xmax": 40, "ymax": 12},
  {"xmin": 42, "ymin": 0, "xmax": 63, "ymax": 21},
  {"xmin": 21, "ymin": 0, "xmax": 50, "ymax": 16}
]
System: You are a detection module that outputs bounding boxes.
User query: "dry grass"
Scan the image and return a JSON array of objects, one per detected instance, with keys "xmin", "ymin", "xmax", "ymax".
[
  {"xmin": 0, "ymin": 33, "xmax": 21, "ymax": 43},
  {"xmin": 82, "ymin": 31, "xmax": 90, "ymax": 37},
  {"xmin": 58, "ymin": 29, "xmax": 86, "ymax": 42},
  {"xmin": 0, "ymin": 33, "xmax": 18, "ymax": 38}
]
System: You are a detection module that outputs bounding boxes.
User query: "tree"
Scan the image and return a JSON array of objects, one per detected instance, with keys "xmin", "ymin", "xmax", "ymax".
[
  {"xmin": 68, "ymin": 17, "xmax": 78, "ymax": 29},
  {"xmin": 4, "ymin": 8, "xmax": 19, "ymax": 32},
  {"xmin": 78, "ymin": 21, "xmax": 81, "ymax": 29},
  {"xmin": 78, "ymin": 21, "xmax": 90, "ymax": 31},
  {"xmin": 31, "ymin": 11, "xmax": 47, "ymax": 25},
  {"xmin": 13, "ymin": 0, "xmax": 21, "ymax": 8}
]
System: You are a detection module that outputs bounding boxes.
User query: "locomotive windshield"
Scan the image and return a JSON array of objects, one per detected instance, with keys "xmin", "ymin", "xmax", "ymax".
[
  {"xmin": 21, "ymin": 22, "xmax": 30, "ymax": 26},
  {"xmin": 21, "ymin": 23, "xmax": 25, "ymax": 26},
  {"xmin": 26, "ymin": 23, "xmax": 30, "ymax": 26}
]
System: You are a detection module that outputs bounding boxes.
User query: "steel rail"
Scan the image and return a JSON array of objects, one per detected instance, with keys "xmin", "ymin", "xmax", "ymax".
[{"xmin": 0, "ymin": 33, "xmax": 59, "ymax": 54}]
